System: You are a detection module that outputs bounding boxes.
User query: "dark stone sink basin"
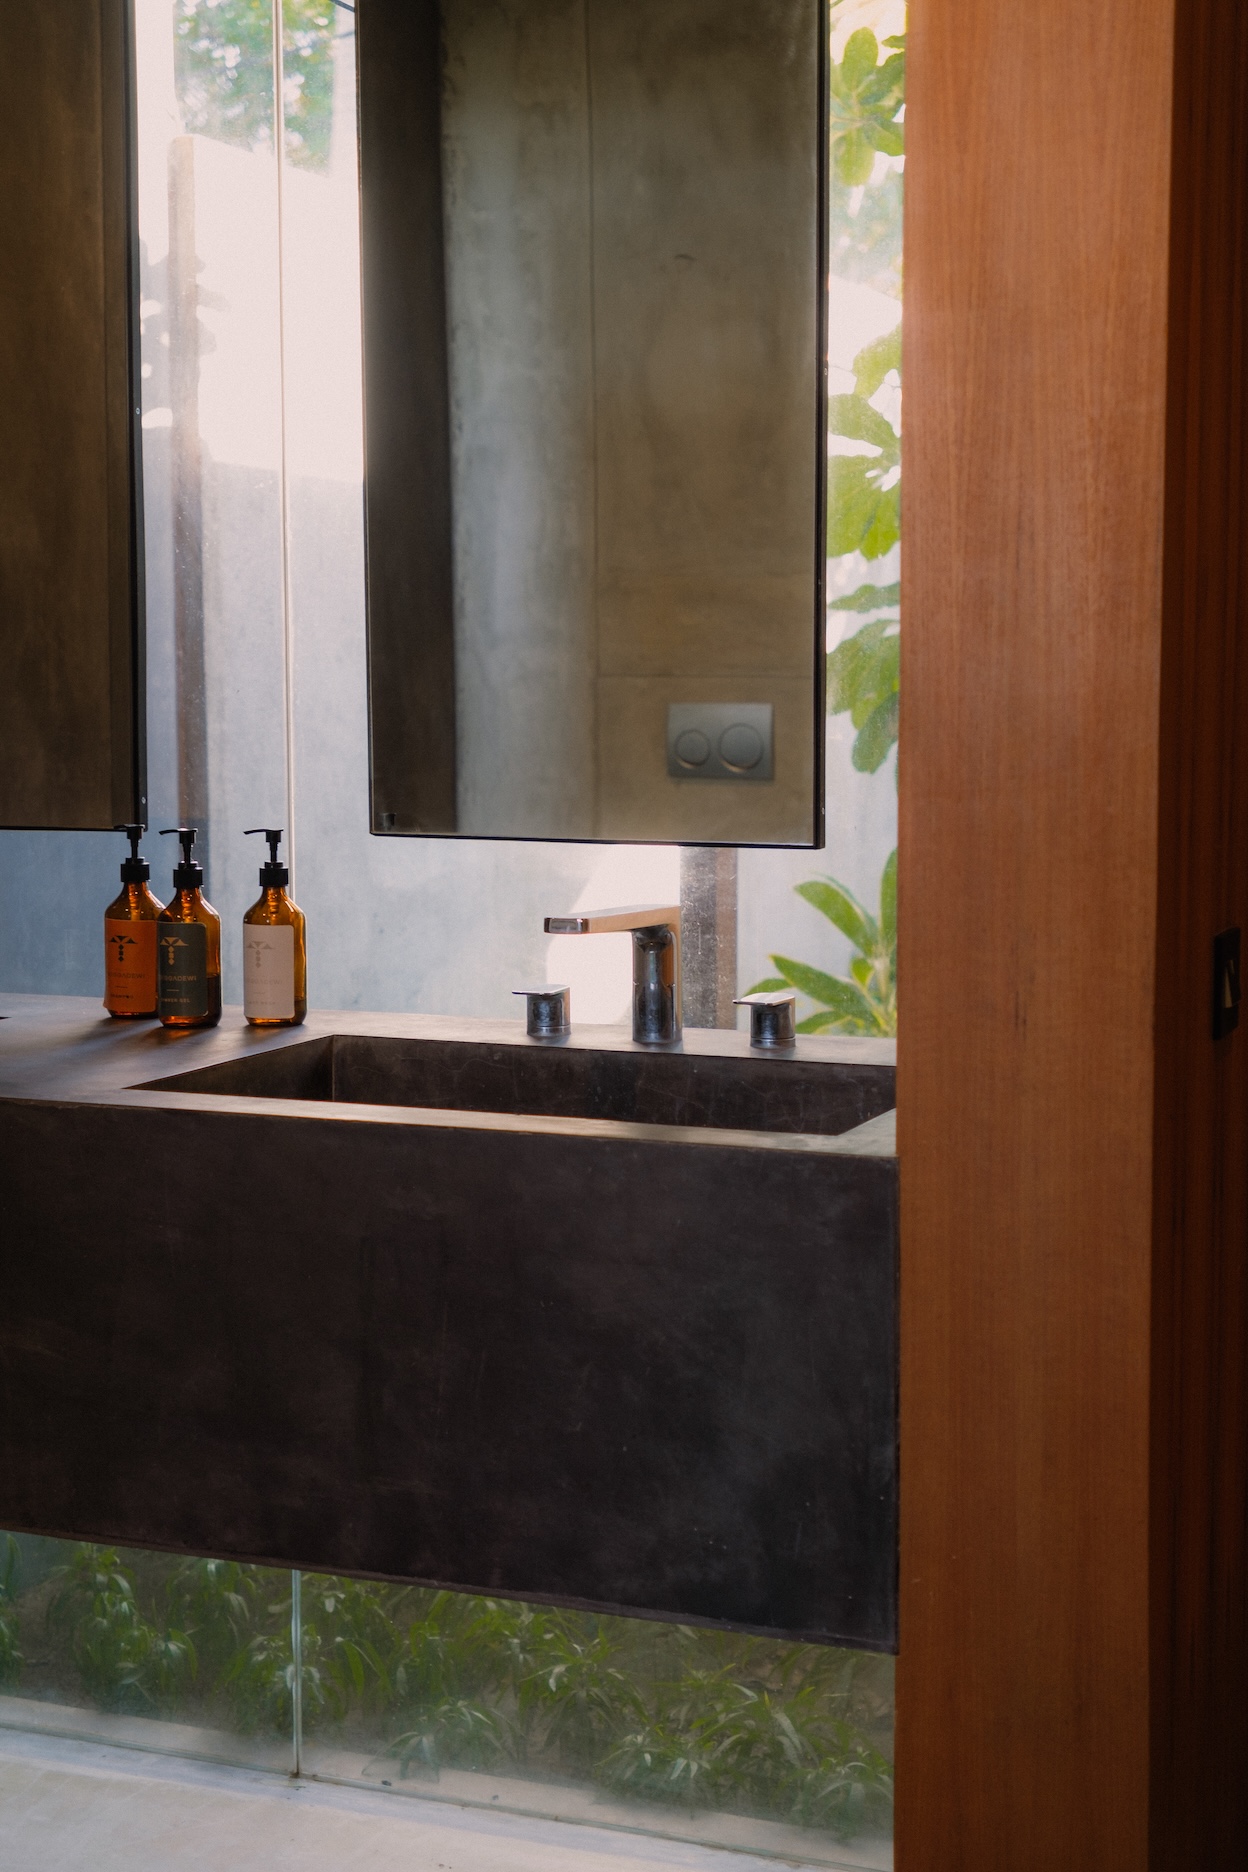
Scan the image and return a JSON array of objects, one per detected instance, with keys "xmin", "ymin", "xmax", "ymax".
[
  {"xmin": 0, "ymin": 999, "xmax": 898, "ymax": 1653},
  {"xmin": 137, "ymin": 1031, "xmax": 895, "ymax": 1138}
]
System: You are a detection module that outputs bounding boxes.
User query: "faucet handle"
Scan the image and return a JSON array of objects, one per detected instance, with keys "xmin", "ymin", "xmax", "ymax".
[
  {"xmin": 513, "ymin": 984, "xmax": 571, "ymax": 1039},
  {"xmin": 734, "ymin": 991, "xmax": 797, "ymax": 1049},
  {"xmin": 544, "ymin": 905, "xmax": 680, "ymax": 936}
]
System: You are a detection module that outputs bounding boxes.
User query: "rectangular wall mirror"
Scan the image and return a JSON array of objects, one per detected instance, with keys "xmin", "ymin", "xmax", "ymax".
[
  {"xmin": 0, "ymin": 1, "xmax": 146, "ymax": 832},
  {"xmin": 360, "ymin": 0, "xmax": 827, "ymax": 845}
]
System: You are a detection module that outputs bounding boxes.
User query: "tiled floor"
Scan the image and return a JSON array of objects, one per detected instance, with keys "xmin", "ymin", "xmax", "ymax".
[{"xmin": 0, "ymin": 1728, "xmax": 891, "ymax": 1872}]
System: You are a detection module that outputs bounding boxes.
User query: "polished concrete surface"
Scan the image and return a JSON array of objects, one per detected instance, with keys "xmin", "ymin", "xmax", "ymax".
[
  {"xmin": 0, "ymin": 1728, "xmax": 891, "ymax": 1872},
  {"xmin": 1, "ymin": 994, "xmax": 899, "ymax": 1651}
]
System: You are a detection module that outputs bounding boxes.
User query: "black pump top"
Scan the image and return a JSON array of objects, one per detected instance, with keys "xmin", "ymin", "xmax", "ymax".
[
  {"xmin": 115, "ymin": 822, "xmax": 149, "ymax": 884},
  {"xmin": 160, "ymin": 826, "xmax": 203, "ymax": 891},
  {"xmin": 245, "ymin": 827, "xmax": 288, "ymax": 889}
]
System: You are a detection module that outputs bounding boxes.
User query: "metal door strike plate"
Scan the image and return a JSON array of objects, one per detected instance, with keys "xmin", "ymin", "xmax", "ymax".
[
  {"xmin": 666, "ymin": 703, "xmax": 774, "ymax": 782},
  {"xmin": 1213, "ymin": 927, "xmax": 1241, "ymax": 1039}
]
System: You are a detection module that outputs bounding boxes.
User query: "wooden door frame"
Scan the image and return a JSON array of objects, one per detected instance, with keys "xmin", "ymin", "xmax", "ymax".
[{"xmin": 898, "ymin": 2, "xmax": 1248, "ymax": 1865}]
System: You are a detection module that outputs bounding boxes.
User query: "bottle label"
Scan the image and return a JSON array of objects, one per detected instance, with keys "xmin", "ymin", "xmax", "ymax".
[
  {"xmin": 158, "ymin": 921, "xmax": 209, "ymax": 1019},
  {"xmin": 105, "ymin": 918, "xmax": 157, "ymax": 1012},
  {"xmin": 244, "ymin": 923, "xmax": 295, "ymax": 1020}
]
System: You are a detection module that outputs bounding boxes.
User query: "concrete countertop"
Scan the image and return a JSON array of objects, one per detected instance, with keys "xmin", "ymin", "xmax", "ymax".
[
  {"xmin": 0, "ymin": 994, "xmax": 896, "ymax": 1156},
  {"xmin": 0, "ymin": 994, "xmax": 899, "ymax": 1644}
]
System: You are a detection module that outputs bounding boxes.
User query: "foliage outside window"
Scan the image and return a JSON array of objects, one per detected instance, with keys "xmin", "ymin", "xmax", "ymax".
[
  {"xmin": 0, "ymin": 1535, "xmax": 894, "ymax": 1847},
  {"xmin": 175, "ymin": 0, "xmax": 341, "ymax": 169},
  {"xmin": 757, "ymin": 8, "xmax": 903, "ymax": 1037}
]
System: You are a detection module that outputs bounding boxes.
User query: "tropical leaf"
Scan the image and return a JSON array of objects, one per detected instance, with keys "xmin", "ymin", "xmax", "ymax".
[
  {"xmin": 770, "ymin": 958, "xmax": 878, "ymax": 1025},
  {"xmin": 827, "ymin": 580, "xmax": 900, "ymax": 613},
  {"xmin": 879, "ymin": 849, "xmax": 897, "ymax": 955},
  {"xmin": 840, "ymin": 28, "xmax": 881, "ymax": 89},
  {"xmin": 852, "ymin": 325, "xmax": 901, "ymax": 401},
  {"xmin": 829, "ymin": 30, "xmax": 905, "ymax": 186},
  {"xmin": 834, "ymin": 128, "xmax": 876, "ymax": 187},
  {"xmin": 852, "ymin": 692, "xmax": 899, "ymax": 773},
  {"xmin": 795, "ymin": 879, "xmax": 878, "ymax": 953},
  {"xmin": 826, "ymin": 394, "xmax": 898, "ymax": 461},
  {"xmin": 860, "ymin": 50, "xmax": 906, "ymax": 110},
  {"xmin": 859, "ymin": 481, "xmax": 901, "ymax": 558},
  {"xmin": 826, "ymin": 458, "xmax": 900, "ymax": 559},
  {"xmin": 828, "ymin": 618, "xmax": 898, "ymax": 718},
  {"xmin": 796, "ymin": 1008, "xmax": 862, "ymax": 1035},
  {"xmin": 827, "ymin": 615, "xmax": 899, "ymax": 769}
]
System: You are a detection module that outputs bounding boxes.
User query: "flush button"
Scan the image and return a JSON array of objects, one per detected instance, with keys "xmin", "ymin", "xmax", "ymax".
[
  {"xmin": 719, "ymin": 723, "xmax": 764, "ymax": 771},
  {"xmin": 674, "ymin": 728, "xmax": 711, "ymax": 768},
  {"xmin": 667, "ymin": 704, "xmax": 774, "ymax": 781}
]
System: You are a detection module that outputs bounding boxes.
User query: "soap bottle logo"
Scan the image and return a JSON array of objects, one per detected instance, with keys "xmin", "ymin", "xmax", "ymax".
[
  {"xmin": 160, "ymin": 933, "xmax": 188, "ymax": 962},
  {"xmin": 109, "ymin": 932, "xmax": 135, "ymax": 961},
  {"xmin": 245, "ymin": 934, "xmax": 275, "ymax": 971}
]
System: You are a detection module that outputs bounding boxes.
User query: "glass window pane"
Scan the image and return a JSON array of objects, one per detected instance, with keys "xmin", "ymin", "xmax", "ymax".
[
  {"xmin": 0, "ymin": 1533, "xmax": 293, "ymax": 1774},
  {"xmin": 739, "ymin": 0, "xmax": 902, "ymax": 1045},
  {"xmin": 296, "ymin": 1577, "xmax": 893, "ymax": 1867}
]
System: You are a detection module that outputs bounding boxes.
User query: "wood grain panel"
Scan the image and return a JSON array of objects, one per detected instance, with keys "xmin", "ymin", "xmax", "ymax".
[
  {"xmin": 899, "ymin": 0, "xmax": 1248, "ymax": 1863},
  {"xmin": 0, "ymin": 0, "xmax": 144, "ymax": 829},
  {"xmin": 900, "ymin": 0, "xmax": 1171, "ymax": 1837}
]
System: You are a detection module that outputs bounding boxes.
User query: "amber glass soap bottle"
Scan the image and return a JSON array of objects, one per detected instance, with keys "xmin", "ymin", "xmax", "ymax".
[
  {"xmin": 242, "ymin": 828, "xmax": 306, "ymax": 1026},
  {"xmin": 156, "ymin": 827, "xmax": 222, "ymax": 1028},
  {"xmin": 104, "ymin": 824, "xmax": 164, "ymax": 1018}
]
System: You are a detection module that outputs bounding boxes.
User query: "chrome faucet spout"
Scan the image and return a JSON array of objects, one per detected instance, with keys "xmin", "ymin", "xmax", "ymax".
[{"xmin": 544, "ymin": 904, "xmax": 682, "ymax": 1045}]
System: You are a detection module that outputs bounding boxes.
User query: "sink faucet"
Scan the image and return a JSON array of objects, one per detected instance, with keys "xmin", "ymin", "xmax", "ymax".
[{"xmin": 544, "ymin": 905, "xmax": 682, "ymax": 1045}]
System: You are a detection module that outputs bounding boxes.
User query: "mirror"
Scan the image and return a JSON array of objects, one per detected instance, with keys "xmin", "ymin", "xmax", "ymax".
[
  {"xmin": 359, "ymin": 0, "xmax": 826, "ymax": 844},
  {"xmin": 0, "ymin": 1, "xmax": 145, "ymax": 831}
]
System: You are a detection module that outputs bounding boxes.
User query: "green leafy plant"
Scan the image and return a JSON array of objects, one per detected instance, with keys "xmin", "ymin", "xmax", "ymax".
[
  {"xmin": 517, "ymin": 1621, "xmax": 644, "ymax": 1767},
  {"xmin": 167, "ymin": 1556, "xmax": 261, "ymax": 1675},
  {"xmin": 222, "ymin": 1627, "xmax": 295, "ymax": 1732},
  {"xmin": 46, "ymin": 1545, "xmax": 197, "ymax": 1711},
  {"xmin": 175, "ymin": 0, "xmax": 340, "ymax": 170},
  {"xmin": 824, "ymin": 20, "xmax": 903, "ymax": 774},
  {"xmin": 300, "ymin": 1575, "xmax": 405, "ymax": 1721},
  {"xmin": 595, "ymin": 1639, "xmax": 892, "ymax": 1839},
  {"xmin": 370, "ymin": 1594, "xmax": 893, "ymax": 1840},
  {"xmin": 3, "ymin": 1534, "xmax": 892, "ymax": 1843},
  {"xmin": 828, "ymin": 26, "xmax": 905, "ymax": 187},
  {"xmin": 752, "ymin": 850, "xmax": 897, "ymax": 1036},
  {"xmin": 0, "ymin": 1533, "xmax": 22, "ymax": 1687},
  {"xmin": 388, "ymin": 1696, "xmax": 514, "ymax": 1778},
  {"xmin": 828, "ymin": 322, "xmax": 901, "ymax": 772}
]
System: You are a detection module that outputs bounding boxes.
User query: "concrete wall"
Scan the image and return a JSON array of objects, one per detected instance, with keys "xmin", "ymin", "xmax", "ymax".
[
  {"xmin": 442, "ymin": 0, "xmax": 599, "ymax": 839},
  {"xmin": 441, "ymin": 0, "xmax": 821, "ymax": 843},
  {"xmin": 589, "ymin": 0, "xmax": 821, "ymax": 844}
]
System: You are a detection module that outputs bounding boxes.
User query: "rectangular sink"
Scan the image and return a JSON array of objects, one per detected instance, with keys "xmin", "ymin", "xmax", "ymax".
[
  {"xmin": 137, "ymin": 1031, "xmax": 894, "ymax": 1138},
  {"xmin": 1, "ymin": 1000, "xmax": 897, "ymax": 1653}
]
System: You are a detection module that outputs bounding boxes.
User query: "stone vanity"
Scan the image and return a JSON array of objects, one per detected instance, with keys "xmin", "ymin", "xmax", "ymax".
[{"xmin": 0, "ymin": 995, "xmax": 897, "ymax": 1650}]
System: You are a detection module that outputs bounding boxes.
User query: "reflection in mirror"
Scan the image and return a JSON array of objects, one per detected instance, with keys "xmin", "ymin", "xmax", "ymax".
[{"xmin": 359, "ymin": 0, "xmax": 826, "ymax": 845}]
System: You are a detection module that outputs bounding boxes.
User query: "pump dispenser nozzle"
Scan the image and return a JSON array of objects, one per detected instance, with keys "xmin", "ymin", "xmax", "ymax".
[
  {"xmin": 245, "ymin": 827, "xmax": 288, "ymax": 888},
  {"xmin": 114, "ymin": 822, "xmax": 150, "ymax": 883},
  {"xmin": 160, "ymin": 826, "xmax": 203, "ymax": 890}
]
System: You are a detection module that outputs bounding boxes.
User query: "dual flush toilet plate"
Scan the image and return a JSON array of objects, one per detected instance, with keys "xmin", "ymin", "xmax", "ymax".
[{"xmin": 665, "ymin": 702, "xmax": 774, "ymax": 782}]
